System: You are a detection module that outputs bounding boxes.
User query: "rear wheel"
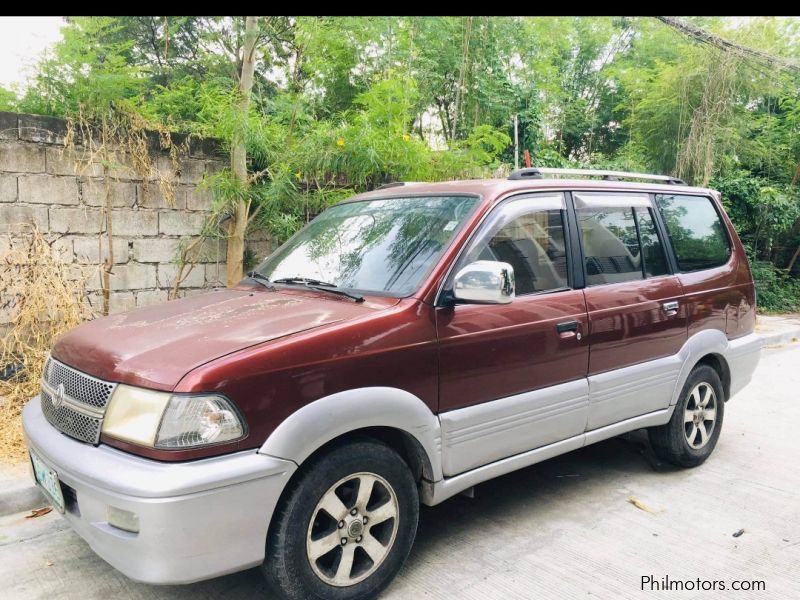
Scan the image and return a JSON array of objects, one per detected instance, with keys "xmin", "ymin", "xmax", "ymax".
[
  {"xmin": 648, "ymin": 364, "xmax": 725, "ymax": 467},
  {"xmin": 262, "ymin": 438, "xmax": 419, "ymax": 600}
]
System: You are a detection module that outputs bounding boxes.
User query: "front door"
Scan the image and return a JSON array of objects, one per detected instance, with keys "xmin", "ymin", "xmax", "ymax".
[
  {"xmin": 574, "ymin": 191, "xmax": 688, "ymax": 430},
  {"xmin": 436, "ymin": 192, "xmax": 589, "ymax": 476}
]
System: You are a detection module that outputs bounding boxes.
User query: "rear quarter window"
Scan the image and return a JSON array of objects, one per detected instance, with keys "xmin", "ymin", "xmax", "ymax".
[{"xmin": 655, "ymin": 194, "xmax": 731, "ymax": 271}]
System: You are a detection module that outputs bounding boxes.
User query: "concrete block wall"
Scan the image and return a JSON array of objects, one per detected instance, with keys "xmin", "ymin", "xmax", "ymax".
[{"xmin": 0, "ymin": 111, "xmax": 274, "ymax": 329}]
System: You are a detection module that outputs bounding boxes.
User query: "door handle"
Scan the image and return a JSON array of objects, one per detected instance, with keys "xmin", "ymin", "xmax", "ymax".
[
  {"xmin": 556, "ymin": 320, "xmax": 579, "ymax": 334},
  {"xmin": 662, "ymin": 301, "xmax": 679, "ymax": 315}
]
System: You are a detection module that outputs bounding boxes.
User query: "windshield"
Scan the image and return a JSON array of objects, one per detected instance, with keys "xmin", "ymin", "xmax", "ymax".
[{"xmin": 255, "ymin": 195, "xmax": 479, "ymax": 297}]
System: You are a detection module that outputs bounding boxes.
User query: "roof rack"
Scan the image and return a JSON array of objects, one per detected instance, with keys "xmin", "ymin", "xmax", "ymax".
[{"xmin": 508, "ymin": 167, "xmax": 686, "ymax": 185}]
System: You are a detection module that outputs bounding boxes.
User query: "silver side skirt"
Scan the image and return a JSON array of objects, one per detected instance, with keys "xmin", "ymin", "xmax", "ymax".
[{"xmin": 420, "ymin": 407, "xmax": 673, "ymax": 506}]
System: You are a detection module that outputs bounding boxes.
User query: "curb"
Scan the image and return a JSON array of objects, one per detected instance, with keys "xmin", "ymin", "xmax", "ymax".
[
  {"xmin": 1, "ymin": 328, "xmax": 798, "ymax": 518},
  {"xmin": 758, "ymin": 327, "xmax": 800, "ymax": 348}
]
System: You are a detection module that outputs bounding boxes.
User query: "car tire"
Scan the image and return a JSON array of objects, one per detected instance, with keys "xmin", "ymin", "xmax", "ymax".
[
  {"xmin": 262, "ymin": 437, "xmax": 419, "ymax": 600},
  {"xmin": 648, "ymin": 364, "xmax": 725, "ymax": 468}
]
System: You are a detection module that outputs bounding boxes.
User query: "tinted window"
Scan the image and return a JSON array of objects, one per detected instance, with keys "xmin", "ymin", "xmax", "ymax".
[
  {"xmin": 578, "ymin": 207, "xmax": 642, "ymax": 285},
  {"xmin": 635, "ymin": 208, "xmax": 669, "ymax": 278},
  {"xmin": 655, "ymin": 194, "xmax": 731, "ymax": 271},
  {"xmin": 462, "ymin": 195, "xmax": 569, "ymax": 295}
]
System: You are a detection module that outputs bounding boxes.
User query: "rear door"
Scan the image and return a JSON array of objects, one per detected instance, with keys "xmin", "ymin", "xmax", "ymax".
[
  {"xmin": 436, "ymin": 192, "xmax": 589, "ymax": 475},
  {"xmin": 574, "ymin": 191, "xmax": 688, "ymax": 430}
]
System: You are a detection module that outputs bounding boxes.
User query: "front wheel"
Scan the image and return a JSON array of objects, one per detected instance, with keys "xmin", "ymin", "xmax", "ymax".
[
  {"xmin": 262, "ymin": 438, "xmax": 419, "ymax": 600},
  {"xmin": 648, "ymin": 364, "xmax": 725, "ymax": 467}
]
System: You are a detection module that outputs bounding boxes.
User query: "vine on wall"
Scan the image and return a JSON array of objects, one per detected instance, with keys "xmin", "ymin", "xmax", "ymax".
[{"xmin": 64, "ymin": 106, "xmax": 192, "ymax": 311}]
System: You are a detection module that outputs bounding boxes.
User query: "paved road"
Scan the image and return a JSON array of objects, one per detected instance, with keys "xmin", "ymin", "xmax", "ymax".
[{"xmin": 2, "ymin": 345, "xmax": 798, "ymax": 599}]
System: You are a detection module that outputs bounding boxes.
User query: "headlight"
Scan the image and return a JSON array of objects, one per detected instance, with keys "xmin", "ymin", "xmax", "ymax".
[
  {"xmin": 102, "ymin": 385, "xmax": 245, "ymax": 449},
  {"xmin": 102, "ymin": 385, "xmax": 171, "ymax": 446},
  {"xmin": 155, "ymin": 395, "xmax": 245, "ymax": 449}
]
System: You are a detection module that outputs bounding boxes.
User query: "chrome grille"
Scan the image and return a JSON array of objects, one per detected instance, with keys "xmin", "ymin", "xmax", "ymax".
[
  {"xmin": 41, "ymin": 388, "xmax": 102, "ymax": 444},
  {"xmin": 44, "ymin": 358, "xmax": 115, "ymax": 409},
  {"xmin": 40, "ymin": 358, "xmax": 116, "ymax": 445}
]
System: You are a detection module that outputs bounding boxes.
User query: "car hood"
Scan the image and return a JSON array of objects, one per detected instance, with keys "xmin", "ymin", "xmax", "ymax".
[{"xmin": 52, "ymin": 286, "xmax": 398, "ymax": 390}]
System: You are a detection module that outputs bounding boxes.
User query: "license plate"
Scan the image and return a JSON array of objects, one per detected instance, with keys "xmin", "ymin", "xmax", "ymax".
[{"xmin": 29, "ymin": 450, "xmax": 65, "ymax": 514}]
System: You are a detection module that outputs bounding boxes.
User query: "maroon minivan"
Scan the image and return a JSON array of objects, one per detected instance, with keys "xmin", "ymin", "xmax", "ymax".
[{"xmin": 24, "ymin": 168, "xmax": 761, "ymax": 599}]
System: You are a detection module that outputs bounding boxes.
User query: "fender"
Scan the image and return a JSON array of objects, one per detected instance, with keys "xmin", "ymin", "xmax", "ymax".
[
  {"xmin": 670, "ymin": 329, "xmax": 761, "ymax": 405},
  {"xmin": 258, "ymin": 386, "xmax": 443, "ymax": 481},
  {"xmin": 670, "ymin": 329, "xmax": 730, "ymax": 406}
]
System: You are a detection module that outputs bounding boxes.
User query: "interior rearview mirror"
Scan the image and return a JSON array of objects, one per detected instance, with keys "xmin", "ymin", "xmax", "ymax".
[{"xmin": 452, "ymin": 260, "xmax": 515, "ymax": 304}]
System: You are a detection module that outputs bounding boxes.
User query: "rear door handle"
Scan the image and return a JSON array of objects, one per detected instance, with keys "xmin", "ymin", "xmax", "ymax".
[
  {"xmin": 662, "ymin": 301, "xmax": 679, "ymax": 315},
  {"xmin": 556, "ymin": 320, "xmax": 579, "ymax": 334}
]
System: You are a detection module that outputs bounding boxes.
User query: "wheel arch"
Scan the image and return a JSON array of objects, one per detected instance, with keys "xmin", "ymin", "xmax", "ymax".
[
  {"xmin": 671, "ymin": 329, "xmax": 733, "ymax": 406},
  {"xmin": 694, "ymin": 353, "xmax": 731, "ymax": 401},
  {"xmin": 258, "ymin": 387, "xmax": 443, "ymax": 483}
]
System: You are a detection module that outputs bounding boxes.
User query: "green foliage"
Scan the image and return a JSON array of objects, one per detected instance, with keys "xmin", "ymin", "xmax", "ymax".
[
  {"xmin": 138, "ymin": 76, "xmax": 213, "ymax": 131},
  {"xmin": 13, "ymin": 16, "xmax": 800, "ymax": 311},
  {"xmin": 199, "ymin": 74, "xmax": 509, "ymax": 242},
  {"xmin": 0, "ymin": 86, "xmax": 16, "ymax": 111},
  {"xmin": 713, "ymin": 171, "xmax": 800, "ymax": 260},
  {"xmin": 18, "ymin": 17, "xmax": 145, "ymax": 118},
  {"xmin": 748, "ymin": 254, "xmax": 800, "ymax": 313},
  {"xmin": 457, "ymin": 125, "xmax": 511, "ymax": 166}
]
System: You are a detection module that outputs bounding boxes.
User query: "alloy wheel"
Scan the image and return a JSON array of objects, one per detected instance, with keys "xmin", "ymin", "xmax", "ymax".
[
  {"xmin": 306, "ymin": 472, "xmax": 399, "ymax": 587},
  {"xmin": 683, "ymin": 382, "xmax": 718, "ymax": 449}
]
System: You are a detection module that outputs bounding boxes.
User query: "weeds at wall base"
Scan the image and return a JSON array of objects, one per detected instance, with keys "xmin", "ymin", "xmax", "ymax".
[{"xmin": 0, "ymin": 224, "xmax": 93, "ymax": 462}]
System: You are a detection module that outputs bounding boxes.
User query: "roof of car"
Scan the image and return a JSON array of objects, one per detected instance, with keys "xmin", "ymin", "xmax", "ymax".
[{"xmin": 345, "ymin": 178, "xmax": 717, "ymax": 205}]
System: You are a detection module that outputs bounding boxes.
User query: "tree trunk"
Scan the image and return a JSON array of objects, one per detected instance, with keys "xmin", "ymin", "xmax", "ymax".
[
  {"xmin": 786, "ymin": 243, "xmax": 800, "ymax": 275},
  {"xmin": 100, "ymin": 121, "xmax": 114, "ymax": 315},
  {"xmin": 452, "ymin": 16, "xmax": 473, "ymax": 140},
  {"xmin": 226, "ymin": 16, "xmax": 259, "ymax": 287}
]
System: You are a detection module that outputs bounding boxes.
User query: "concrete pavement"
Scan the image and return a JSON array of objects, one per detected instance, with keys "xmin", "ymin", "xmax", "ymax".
[{"xmin": 1, "ymin": 344, "xmax": 799, "ymax": 599}]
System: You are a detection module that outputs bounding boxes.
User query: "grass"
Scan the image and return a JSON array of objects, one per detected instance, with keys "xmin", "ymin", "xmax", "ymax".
[{"xmin": 0, "ymin": 225, "xmax": 93, "ymax": 462}]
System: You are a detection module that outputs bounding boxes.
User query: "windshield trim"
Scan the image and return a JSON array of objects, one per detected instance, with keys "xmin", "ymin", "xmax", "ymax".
[{"xmin": 255, "ymin": 193, "xmax": 483, "ymax": 300}]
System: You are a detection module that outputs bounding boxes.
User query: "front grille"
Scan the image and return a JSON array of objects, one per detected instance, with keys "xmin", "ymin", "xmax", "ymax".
[
  {"xmin": 41, "ymin": 388, "xmax": 102, "ymax": 444},
  {"xmin": 40, "ymin": 358, "xmax": 116, "ymax": 445},
  {"xmin": 44, "ymin": 358, "xmax": 115, "ymax": 409}
]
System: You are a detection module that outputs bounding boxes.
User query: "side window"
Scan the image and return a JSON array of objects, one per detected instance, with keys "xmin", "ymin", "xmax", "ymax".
[
  {"xmin": 460, "ymin": 194, "xmax": 569, "ymax": 295},
  {"xmin": 578, "ymin": 207, "xmax": 643, "ymax": 285},
  {"xmin": 655, "ymin": 194, "xmax": 731, "ymax": 271},
  {"xmin": 636, "ymin": 208, "xmax": 669, "ymax": 278}
]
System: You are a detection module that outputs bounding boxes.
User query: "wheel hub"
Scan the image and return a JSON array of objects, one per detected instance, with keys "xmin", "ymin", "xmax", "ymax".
[{"xmin": 346, "ymin": 517, "xmax": 364, "ymax": 539}]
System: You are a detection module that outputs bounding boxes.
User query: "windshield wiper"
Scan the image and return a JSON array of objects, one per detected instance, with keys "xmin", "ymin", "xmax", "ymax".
[
  {"xmin": 272, "ymin": 277, "xmax": 364, "ymax": 302},
  {"xmin": 245, "ymin": 271, "xmax": 275, "ymax": 290},
  {"xmin": 272, "ymin": 277, "xmax": 337, "ymax": 287}
]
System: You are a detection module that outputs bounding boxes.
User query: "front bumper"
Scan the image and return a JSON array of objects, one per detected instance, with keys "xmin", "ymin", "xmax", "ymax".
[{"xmin": 22, "ymin": 396, "xmax": 296, "ymax": 584}]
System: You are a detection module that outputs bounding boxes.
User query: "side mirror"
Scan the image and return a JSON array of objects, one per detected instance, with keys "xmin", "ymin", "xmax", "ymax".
[{"xmin": 452, "ymin": 260, "xmax": 515, "ymax": 304}]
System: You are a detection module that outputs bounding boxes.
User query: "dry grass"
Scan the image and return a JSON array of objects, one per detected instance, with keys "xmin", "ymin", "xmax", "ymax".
[{"xmin": 0, "ymin": 225, "xmax": 94, "ymax": 463}]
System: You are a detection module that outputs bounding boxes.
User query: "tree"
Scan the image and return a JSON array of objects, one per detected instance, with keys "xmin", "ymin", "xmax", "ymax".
[
  {"xmin": 226, "ymin": 16, "xmax": 259, "ymax": 286},
  {"xmin": 12, "ymin": 16, "xmax": 800, "ymax": 310}
]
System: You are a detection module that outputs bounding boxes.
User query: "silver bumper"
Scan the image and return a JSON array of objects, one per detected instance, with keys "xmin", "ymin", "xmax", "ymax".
[
  {"xmin": 22, "ymin": 396, "xmax": 296, "ymax": 584},
  {"xmin": 726, "ymin": 332, "xmax": 762, "ymax": 398}
]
